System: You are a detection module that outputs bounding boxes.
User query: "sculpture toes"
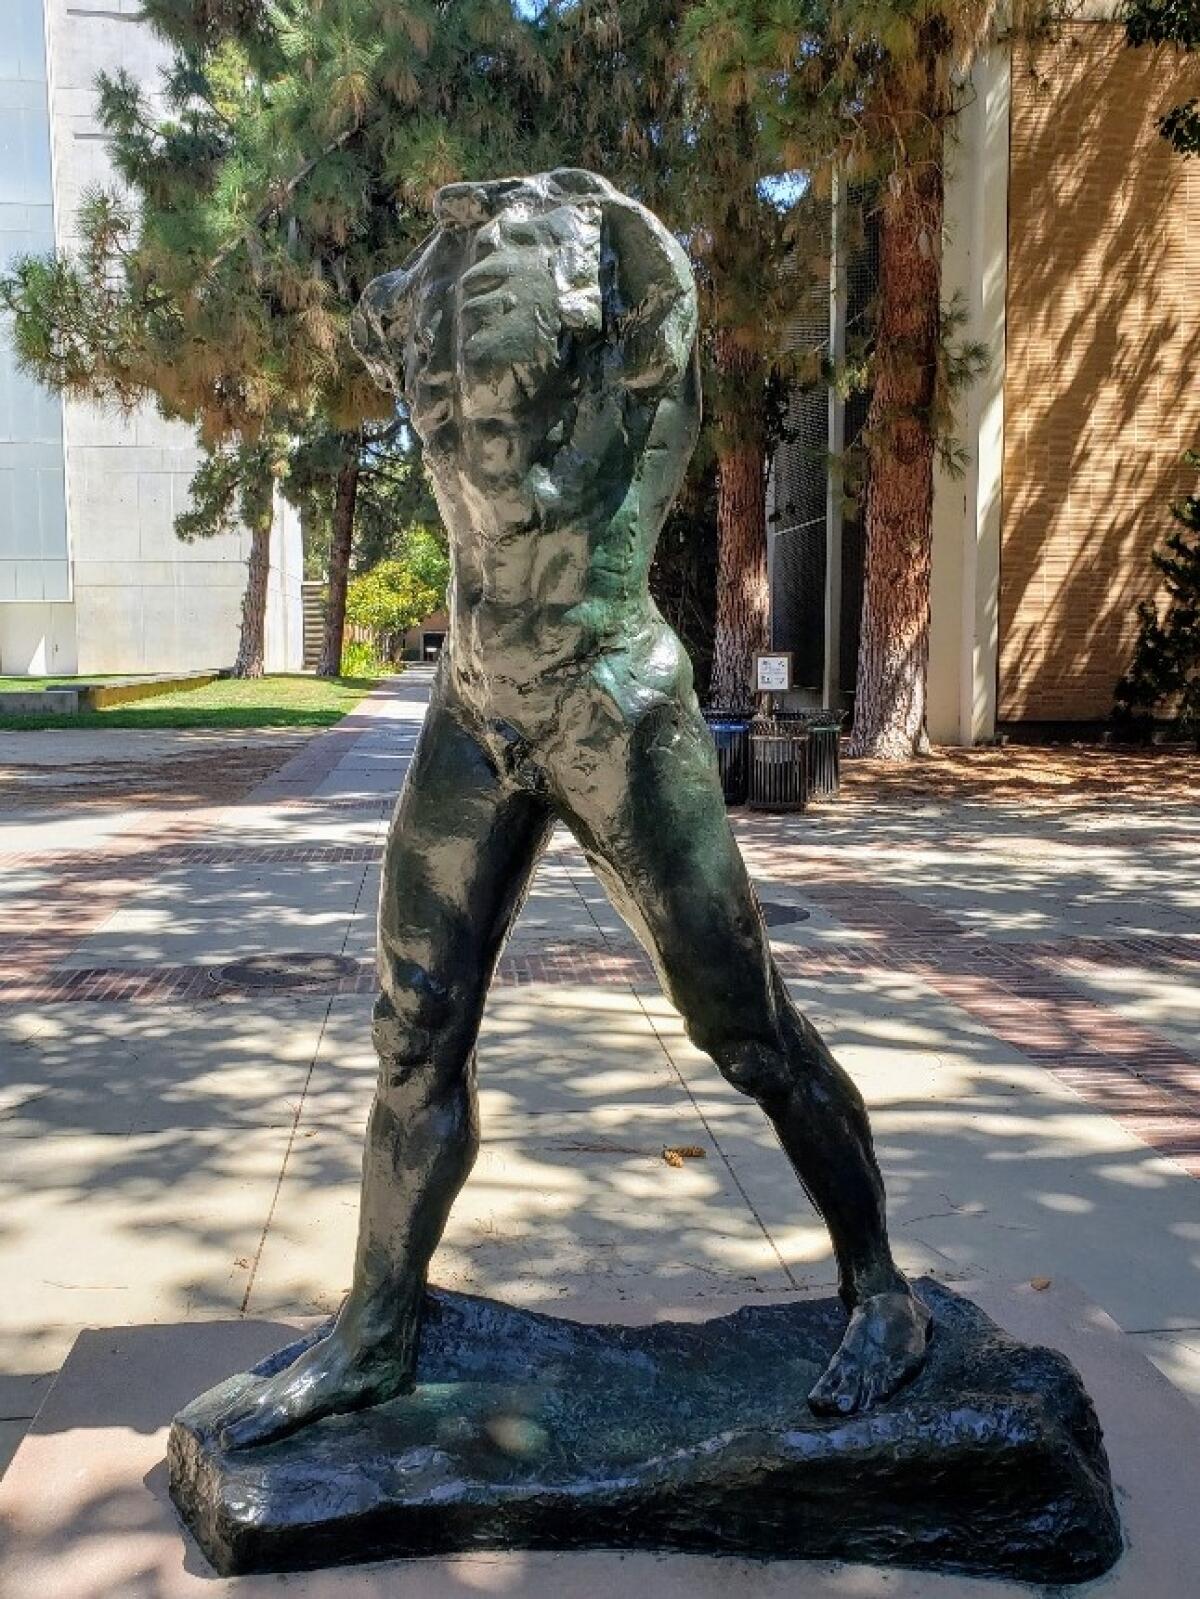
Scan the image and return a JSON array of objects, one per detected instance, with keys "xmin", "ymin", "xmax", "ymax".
[
  {"xmin": 218, "ymin": 1398, "xmax": 295, "ymax": 1452},
  {"xmin": 808, "ymin": 1358, "xmax": 862, "ymax": 1417},
  {"xmin": 857, "ymin": 1369, "xmax": 887, "ymax": 1414},
  {"xmin": 214, "ymin": 1374, "xmax": 308, "ymax": 1450}
]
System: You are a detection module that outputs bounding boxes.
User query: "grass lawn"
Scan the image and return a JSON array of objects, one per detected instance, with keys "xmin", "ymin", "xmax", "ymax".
[{"xmin": 0, "ymin": 673, "xmax": 381, "ymax": 730}]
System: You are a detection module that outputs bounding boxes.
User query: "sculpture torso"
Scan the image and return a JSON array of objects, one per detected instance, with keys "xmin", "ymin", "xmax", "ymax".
[{"xmin": 356, "ymin": 175, "xmax": 701, "ymax": 739}]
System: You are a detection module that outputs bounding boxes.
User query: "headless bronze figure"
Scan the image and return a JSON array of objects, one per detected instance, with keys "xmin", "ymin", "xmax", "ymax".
[{"xmin": 215, "ymin": 169, "xmax": 930, "ymax": 1450}]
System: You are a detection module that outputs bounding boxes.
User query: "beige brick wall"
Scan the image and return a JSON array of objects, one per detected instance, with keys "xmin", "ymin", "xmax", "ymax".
[{"xmin": 1001, "ymin": 23, "xmax": 1200, "ymax": 722}]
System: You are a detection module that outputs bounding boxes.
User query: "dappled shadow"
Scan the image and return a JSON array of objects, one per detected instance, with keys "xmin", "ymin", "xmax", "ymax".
[
  {"xmin": 733, "ymin": 760, "xmax": 1200, "ymax": 950},
  {"xmin": 1001, "ymin": 26, "xmax": 1200, "ymax": 719},
  {"xmin": 840, "ymin": 744, "xmax": 1200, "ymax": 806},
  {"xmin": 0, "ymin": 743, "xmax": 304, "ymax": 817},
  {"xmin": 3, "ymin": 884, "xmax": 1199, "ymax": 1594},
  {"xmin": 2, "ymin": 669, "xmax": 1198, "ymax": 1599},
  {"xmin": 3, "ymin": 962, "xmax": 1197, "ymax": 1342},
  {"xmin": 838, "ymin": 741, "xmax": 1200, "ymax": 805}
]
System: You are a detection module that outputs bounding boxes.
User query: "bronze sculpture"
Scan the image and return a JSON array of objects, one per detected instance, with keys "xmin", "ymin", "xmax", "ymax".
[
  {"xmin": 168, "ymin": 171, "xmax": 1121, "ymax": 1584},
  {"xmin": 210, "ymin": 168, "xmax": 930, "ymax": 1452}
]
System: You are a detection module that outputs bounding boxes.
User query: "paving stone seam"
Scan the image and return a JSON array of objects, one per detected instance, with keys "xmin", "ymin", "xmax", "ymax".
[
  {"xmin": 9, "ymin": 934, "xmax": 1195, "ymax": 1178},
  {"xmin": 553, "ymin": 849, "xmax": 806, "ymax": 1292},
  {"xmin": 3, "ymin": 934, "xmax": 1197, "ymax": 995},
  {"xmin": 5, "ymin": 675, "xmax": 1196, "ymax": 1191},
  {"xmin": 0, "ymin": 683, "xmax": 406, "ymax": 980}
]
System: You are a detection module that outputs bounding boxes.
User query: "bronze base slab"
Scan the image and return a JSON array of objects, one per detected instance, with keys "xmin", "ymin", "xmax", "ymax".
[{"xmin": 168, "ymin": 1280, "xmax": 1121, "ymax": 1582}]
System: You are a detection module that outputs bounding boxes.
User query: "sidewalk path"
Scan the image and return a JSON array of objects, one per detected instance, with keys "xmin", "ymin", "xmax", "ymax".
[{"xmin": 1, "ymin": 670, "xmax": 1198, "ymax": 1475}]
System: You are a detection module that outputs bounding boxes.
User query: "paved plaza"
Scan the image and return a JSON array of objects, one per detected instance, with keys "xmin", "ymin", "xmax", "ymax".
[{"xmin": 1, "ymin": 669, "xmax": 1199, "ymax": 1487}]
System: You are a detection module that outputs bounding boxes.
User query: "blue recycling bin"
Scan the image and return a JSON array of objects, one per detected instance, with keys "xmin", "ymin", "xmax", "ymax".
[{"xmin": 702, "ymin": 711, "xmax": 751, "ymax": 806}]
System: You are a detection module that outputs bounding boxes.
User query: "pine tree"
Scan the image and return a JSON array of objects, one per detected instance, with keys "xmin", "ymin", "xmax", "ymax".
[
  {"xmin": 2, "ymin": 0, "xmax": 550, "ymax": 675},
  {"xmin": 173, "ymin": 436, "xmax": 287, "ymax": 677},
  {"xmin": 682, "ymin": 2, "xmax": 1064, "ymax": 756},
  {"xmin": 1115, "ymin": 4, "xmax": 1200, "ymax": 738},
  {"xmin": 1115, "ymin": 453, "xmax": 1200, "ymax": 741},
  {"xmin": 540, "ymin": 1, "xmax": 829, "ymax": 709},
  {"xmin": 801, "ymin": 3, "xmax": 1061, "ymax": 759}
]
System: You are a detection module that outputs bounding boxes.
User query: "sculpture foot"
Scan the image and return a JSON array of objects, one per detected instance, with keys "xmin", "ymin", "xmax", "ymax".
[
  {"xmin": 214, "ymin": 1318, "xmax": 416, "ymax": 1451},
  {"xmin": 808, "ymin": 1288, "xmax": 931, "ymax": 1417}
]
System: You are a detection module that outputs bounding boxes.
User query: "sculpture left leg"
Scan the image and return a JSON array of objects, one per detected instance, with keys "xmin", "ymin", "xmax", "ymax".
[{"xmin": 556, "ymin": 701, "xmax": 930, "ymax": 1416}]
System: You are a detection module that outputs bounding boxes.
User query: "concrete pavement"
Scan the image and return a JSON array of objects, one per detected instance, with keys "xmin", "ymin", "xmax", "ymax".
[{"xmin": 2, "ymin": 667, "xmax": 1199, "ymax": 1483}]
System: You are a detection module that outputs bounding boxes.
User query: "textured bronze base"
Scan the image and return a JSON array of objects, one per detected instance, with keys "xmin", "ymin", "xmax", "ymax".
[{"xmin": 169, "ymin": 1280, "xmax": 1121, "ymax": 1583}]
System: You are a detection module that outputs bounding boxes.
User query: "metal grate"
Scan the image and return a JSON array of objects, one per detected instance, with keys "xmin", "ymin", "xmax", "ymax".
[
  {"xmin": 217, "ymin": 953, "xmax": 359, "ymax": 990},
  {"xmin": 771, "ymin": 380, "xmax": 829, "ymax": 690},
  {"xmin": 759, "ymin": 901, "xmax": 812, "ymax": 927},
  {"xmin": 839, "ymin": 196, "xmax": 880, "ymax": 703}
]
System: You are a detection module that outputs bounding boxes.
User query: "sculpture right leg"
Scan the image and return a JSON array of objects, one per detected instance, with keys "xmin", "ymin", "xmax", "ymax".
[{"xmin": 217, "ymin": 696, "xmax": 553, "ymax": 1449}]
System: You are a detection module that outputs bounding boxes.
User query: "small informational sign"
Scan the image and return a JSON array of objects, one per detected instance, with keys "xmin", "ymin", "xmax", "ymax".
[{"xmin": 754, "ymin": 652, "xmax": 793, "ymax": 693}]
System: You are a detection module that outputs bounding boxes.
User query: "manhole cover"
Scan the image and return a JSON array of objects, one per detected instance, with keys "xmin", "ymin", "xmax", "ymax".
[
  {"xmin": 759, "ymin": 901, "xmax": 811, "ymax": 927},
  {"xmin": 216, "ymin": 953, "xmax": 361, "ymax": 990}
]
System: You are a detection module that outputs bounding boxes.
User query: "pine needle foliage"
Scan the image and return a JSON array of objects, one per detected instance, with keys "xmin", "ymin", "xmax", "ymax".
[
  {"xmin": 1115, "ymin": 453, "xmax": 1200, "ymax": 741},
  {"xmin": 668, "ymin": 0, "xmax": 1066, "ymax": 755},
  {"xmin": 1126, "ymin": 1, "xmax": 1200, "ymax": 156},
  {"xmin": 0, "ymin": 0, "xmax": 550, "ymax": 673}
]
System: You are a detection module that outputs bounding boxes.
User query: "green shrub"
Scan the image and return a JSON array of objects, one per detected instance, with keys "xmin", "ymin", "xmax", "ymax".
[{"xmin": 340, "ymin": 640, "xmax": 384, "ymax": 678}]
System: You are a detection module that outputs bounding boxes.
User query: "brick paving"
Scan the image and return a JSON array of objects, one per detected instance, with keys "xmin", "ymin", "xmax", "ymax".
[
  {"xmin": 3, "ymin": 670, "xmax": 1200, "ymax": 1482},
  {"xmin": 1, "ymin": 678, "xmax": 1198, "ymax": 1188}
]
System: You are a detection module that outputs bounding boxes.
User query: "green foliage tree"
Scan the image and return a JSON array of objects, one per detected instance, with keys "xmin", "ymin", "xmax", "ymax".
[
  {"xmin": 345, "ymin": 532, "xmax": 449, "ymax": 662},
  {"xmin": 350, "ymin": 426, "xmax": 442, "ymax": 573},
  {"xmin": 293, "ymin": 420, "xmax": 439, "ymax": 562},
  {"xmin": 539, "ymin": 1, "xmax": 829, "ymax": 708},
  {"xmin": 678, "ymin": 1, "xmax": 1060, "ymax": 756},
  {"xmin": 391, "ymin": 526, "xmax": 451, "ymax": 597},
  {"xmin": 1114, "ymin": 452, "xmax": 1200, "ymax": 741},
  {"xmin": 174, "ymin": 436, "xmax": 287, "ymax": 676},
  {"xmin": 1, "ymin": 0, "xmax": 548, "ymax": 676},
  {"xmin": 1126, "ymin": 0, "xmax": 1200, "ymax": 154}
]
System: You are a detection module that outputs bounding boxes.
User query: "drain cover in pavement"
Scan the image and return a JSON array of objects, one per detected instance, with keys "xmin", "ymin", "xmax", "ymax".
[
  {"xmin": 759, "ymin": 901, "xmax": 811, "ymax": 927},
  {"xmin": 217, "ymin": 953, "xmax": 360, "ymax": 990}
]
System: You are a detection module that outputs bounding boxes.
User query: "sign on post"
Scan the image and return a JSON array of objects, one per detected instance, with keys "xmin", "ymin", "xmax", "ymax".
[{"xmin": 754, "ymin": 652, "xmax": 793, "ymax": 694}]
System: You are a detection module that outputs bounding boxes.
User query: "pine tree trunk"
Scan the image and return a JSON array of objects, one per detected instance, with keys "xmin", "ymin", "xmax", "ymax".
[
  {"xmin": 317, "ymin": 438, "xmax": 360, "ymax": 678},
  {"xmin": 710, "ymin": 336, "xmax": 769, "ymax": 709},
  {"xmin": 233, "ymin": 516, "xmax": 271, "ymax": 679},
  {"xmin": 710, "ymin": 438, "xmax": 769, "ymax": 708},
  {"xmin": 848, "ymin": 150, "xmax": 945, "ymax": 760}
]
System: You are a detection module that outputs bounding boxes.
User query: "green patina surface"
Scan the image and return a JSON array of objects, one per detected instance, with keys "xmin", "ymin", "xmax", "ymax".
[{"xmin": 181, "ymin": 169, "xmax": 929, "ymax": 1469}]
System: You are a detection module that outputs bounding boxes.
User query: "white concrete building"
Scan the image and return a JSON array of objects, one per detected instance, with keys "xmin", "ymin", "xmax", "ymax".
[{"xmin": 0, "ymin": 0, "xmax": 302, "ymax": 677}]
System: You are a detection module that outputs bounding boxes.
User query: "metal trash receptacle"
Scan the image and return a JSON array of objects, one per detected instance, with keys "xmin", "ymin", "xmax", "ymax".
[
  {"xmin": 702, "ymin": 710, "xmax": 751, "ymax": 805},
  {"xmin": 748, "ymin": 719, "xmax": 810, "ymax": 812},
  {"xmin": 770, "ymin": 709, "xmax": 844, "ymax": 800},
  {"xmin": 801, "ymin": 712, "xmax": 844, "ymax": 799}
]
